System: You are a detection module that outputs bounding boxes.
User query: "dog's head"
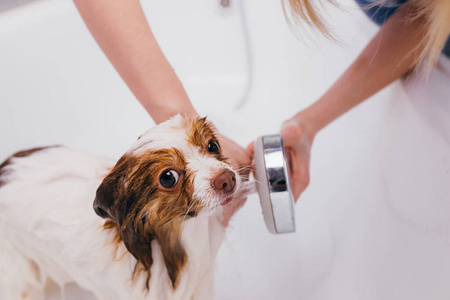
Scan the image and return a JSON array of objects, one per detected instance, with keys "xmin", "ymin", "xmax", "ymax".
[{"xmin": 93, "ymin": 115, "xmax": 240, "ymax": 287}]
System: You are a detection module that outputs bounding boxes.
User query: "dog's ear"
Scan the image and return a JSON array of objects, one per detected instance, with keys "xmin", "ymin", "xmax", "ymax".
[
  {"xmin": 93, "ymin": 155, "xmax": 131, "ymax": 221},
  {"xmin": 93, "ymin": 176, "xmax": 115, "ymax": 219},
  {"xmin": 94, "ymin": 154, "xmax": 156, "ymax": 278},
  {"xmin": 121, "ymin": 223, "xmax": 154, "ymax": 271},
  {"xmin": 93, "ymin": 151, "xmax": 187, "ymax": 288}
]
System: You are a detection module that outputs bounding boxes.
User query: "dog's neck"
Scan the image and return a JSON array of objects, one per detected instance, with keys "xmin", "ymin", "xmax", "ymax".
[
  {"xmin": 107, "ymin": 208, "xmax": 225, "ymax": 298},
  {"xmin": 150, "ymin": 209, "xmax": 225, "ymax": 298},
  {"xmin": 174, "ymin": 209, "xmax": 225, "ymax": 295}
]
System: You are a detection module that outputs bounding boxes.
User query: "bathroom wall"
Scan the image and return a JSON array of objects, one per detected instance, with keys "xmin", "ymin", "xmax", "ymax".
[
  {"xmin": 0, "ymin": 0, "xmax": 35, "ymax": 11},
  {"xmin": 1, "ymin": 0, "xmax": 449, "ymax": 299}
]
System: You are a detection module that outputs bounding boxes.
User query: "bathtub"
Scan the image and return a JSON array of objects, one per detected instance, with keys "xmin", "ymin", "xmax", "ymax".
[{"xmin": 1, "ymin": 0, "xmax": 450, "ymax": 299}]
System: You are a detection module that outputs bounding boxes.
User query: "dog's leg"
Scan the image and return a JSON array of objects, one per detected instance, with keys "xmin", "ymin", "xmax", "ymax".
[{"xmin": 0, "ymin": 241, "xmax": 45, "ymax": 300}]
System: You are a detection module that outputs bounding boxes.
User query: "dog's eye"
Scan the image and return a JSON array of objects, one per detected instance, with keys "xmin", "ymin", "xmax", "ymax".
[
  {"xmin": 160, "ymin": 170, "xmax": 180, "ymax": 188},
  {"xmin": 208, "ymin": 141, "xmax": 220, "ymax": 154}
]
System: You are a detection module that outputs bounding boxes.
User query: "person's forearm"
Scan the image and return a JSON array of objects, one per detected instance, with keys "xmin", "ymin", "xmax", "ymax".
[
  {"xmin": 297, "ymin": 3, "xmax": 427, "ymax": 136},
  {"xmin": 73, "ymin": 0, "xmax": 197, "ymax": 124}
]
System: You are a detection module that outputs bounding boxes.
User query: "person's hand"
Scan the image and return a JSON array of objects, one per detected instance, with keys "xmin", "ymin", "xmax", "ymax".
[
  {"xmin": 247, "ymin": 115, "xmax": 315, "ymax": 203},
  {"xmin": 216, "ymin": 133, "xmax": 252, "ymax": 227},
  {"xmin": 279, "ymin": 117, "xmax": 315, "ymax": 201}
]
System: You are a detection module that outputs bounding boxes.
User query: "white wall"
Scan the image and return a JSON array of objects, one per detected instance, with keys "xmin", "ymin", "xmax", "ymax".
[
  {"xmin": 0, "ymin": 0, "xmax": 249, "ymax": 160},
  {"xmin": 0, "ymin": 0, "xmax": 35, "ymax": 12},
  {"xmin": 1, "ymin": 0, "xmax": 450, "ymax": 299}
]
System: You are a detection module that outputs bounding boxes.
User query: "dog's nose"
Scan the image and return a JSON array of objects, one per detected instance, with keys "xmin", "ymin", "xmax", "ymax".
[{"xmin": 212, "ymin": 169, "xmax": 236, "ymax": 193}]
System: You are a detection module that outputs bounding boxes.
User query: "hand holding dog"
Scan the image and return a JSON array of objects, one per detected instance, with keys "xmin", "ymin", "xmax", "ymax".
[{"xmin": 217, "ymin": 133, "xmax": 252, "ymax": 226}]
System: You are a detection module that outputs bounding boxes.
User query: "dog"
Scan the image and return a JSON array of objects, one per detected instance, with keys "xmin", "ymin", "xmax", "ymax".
[{"xmin": 0, "ymin": 115, "xmax": 248, "ymax": 300}]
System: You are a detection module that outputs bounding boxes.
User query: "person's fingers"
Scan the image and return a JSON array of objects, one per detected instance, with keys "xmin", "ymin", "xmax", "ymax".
[
  {"xmin": 298, "ymin": 162, "xmax": 310, "ymax": 199},
  {"xmin": 235, "ymin": 148, "xmax": 252, "ymax": 178},
  {"xmin": 217, "ymin": 133, "xmax": 252, "ymax": 179},
  {"xmin": 246, "ymin": 141, "xmax": 255, "ymax": 155},
  {"xmin": 246, "ymin": 141, "xmax": 256, "ymax": 176},
  {"xmin": 222, "ymin": 196, "xmax": 247, "ymax": 227},
  {"xmin": 286, "ymin": 148, "xmax": 301, "ymax": 201},
  {"xmin": 280, "ymin": 120, "xmax": 302, "ymax": 147},
  {"xmin": 280, "ymin": 118, "xmax": 313, "ymax": 202}
]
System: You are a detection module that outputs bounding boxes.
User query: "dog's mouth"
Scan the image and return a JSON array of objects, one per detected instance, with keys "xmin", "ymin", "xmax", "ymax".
[{"xmin": 221, "ymin": 196, "xmax": 233, "ymax": 206}]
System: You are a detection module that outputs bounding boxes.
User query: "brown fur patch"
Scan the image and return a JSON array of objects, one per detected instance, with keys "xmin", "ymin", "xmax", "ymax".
[
  {"xmin": 95, "ymin": 147, "xmax": 202, "ymax": 289},
  {"xmin": 0, "ymin": 146, "xmax": 59, "ymax": 187},
  {"xmin": 104, "ymin": 217, "xmax": 187, "ymax": 289},
  {"xmin": 153, "ymin": 218, "xmax": 186, "ymax": 287},
  {"xmin": 103, "ymin": 220, "xmax": 123, "ymax": 254},
  {"xmin": 95, "ymin": 117, "xmax": 226, "ymax": 289},
  {"xmin": 185, "ymin": 117, "xmax": 227, "ymax": 162}
]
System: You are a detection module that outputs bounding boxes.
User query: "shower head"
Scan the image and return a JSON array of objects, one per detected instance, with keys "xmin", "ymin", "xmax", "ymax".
[{"xmin": 254, "ymin": 134, "xmax": 296, "ymax": 234}]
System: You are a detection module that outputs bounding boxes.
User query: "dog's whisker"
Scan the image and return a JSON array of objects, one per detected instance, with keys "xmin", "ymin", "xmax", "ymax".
[
  {"xmin": 183, "ymin": 197, "xmax": 201, "ymax": 222},
  {"xmin": 155, "ymin": 218, "xmax": 173, "ymax": 229},
  {"xmin": 236, "ymin": 166, "xmax": 253, "ymax": 171}
]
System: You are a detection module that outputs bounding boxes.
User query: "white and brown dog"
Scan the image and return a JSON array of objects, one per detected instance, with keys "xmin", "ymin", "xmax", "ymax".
[{"xmin": 0, "ymin": 115, "xmax": 248, "ymax": 300}]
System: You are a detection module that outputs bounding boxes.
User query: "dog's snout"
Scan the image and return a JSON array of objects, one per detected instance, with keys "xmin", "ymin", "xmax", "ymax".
[{"xmin": 212, "ymin": 169, "xmax": 236, "ymax": 193}]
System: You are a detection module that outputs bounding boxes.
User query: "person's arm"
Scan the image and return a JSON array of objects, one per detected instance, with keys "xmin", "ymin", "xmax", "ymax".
[
  {"xmin": 73, "ymin": 0, "xmax": 196, "ymax": 123},
  {"xmin": 278, "ymin": 3, "xmax": 428, "ymax": 200},
  {"xmin": 73, "ymin": 0, "xmax": 251, "ymax": 225}
]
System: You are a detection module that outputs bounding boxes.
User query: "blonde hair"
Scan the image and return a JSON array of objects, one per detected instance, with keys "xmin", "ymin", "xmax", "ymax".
[{"xmin": 282, "ymin": 0, "xmax": 450, "ymax": 72}]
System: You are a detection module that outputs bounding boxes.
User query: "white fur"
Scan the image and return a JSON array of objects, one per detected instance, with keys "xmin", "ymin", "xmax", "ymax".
[
  {"xmin": 0, "ymin": 116, "xmax": 240, "ymax": 300},
  {"xmin": 131, "ymin": 115, "xmax": 241, "ymax": 209}
]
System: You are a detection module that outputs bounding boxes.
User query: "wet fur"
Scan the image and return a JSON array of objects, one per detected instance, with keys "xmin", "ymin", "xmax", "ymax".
[{"xmin": 0, "ymin": 115, "xmax": 241, "ymax": 300}]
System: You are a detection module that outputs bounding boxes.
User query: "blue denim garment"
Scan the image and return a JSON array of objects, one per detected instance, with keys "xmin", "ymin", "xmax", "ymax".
[
  {"xmin": 444, "ymin": 39, "xmax": 450, "ymax": 58},
  {"xmin": 355, "ymin": 0, "xmax": 450, "ymax": 58}
]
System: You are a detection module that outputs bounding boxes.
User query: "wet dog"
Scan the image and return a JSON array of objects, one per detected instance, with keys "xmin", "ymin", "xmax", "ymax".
[{"xmin": 0, "ymin": 115, "xmax": 246, "ymax": 300}]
